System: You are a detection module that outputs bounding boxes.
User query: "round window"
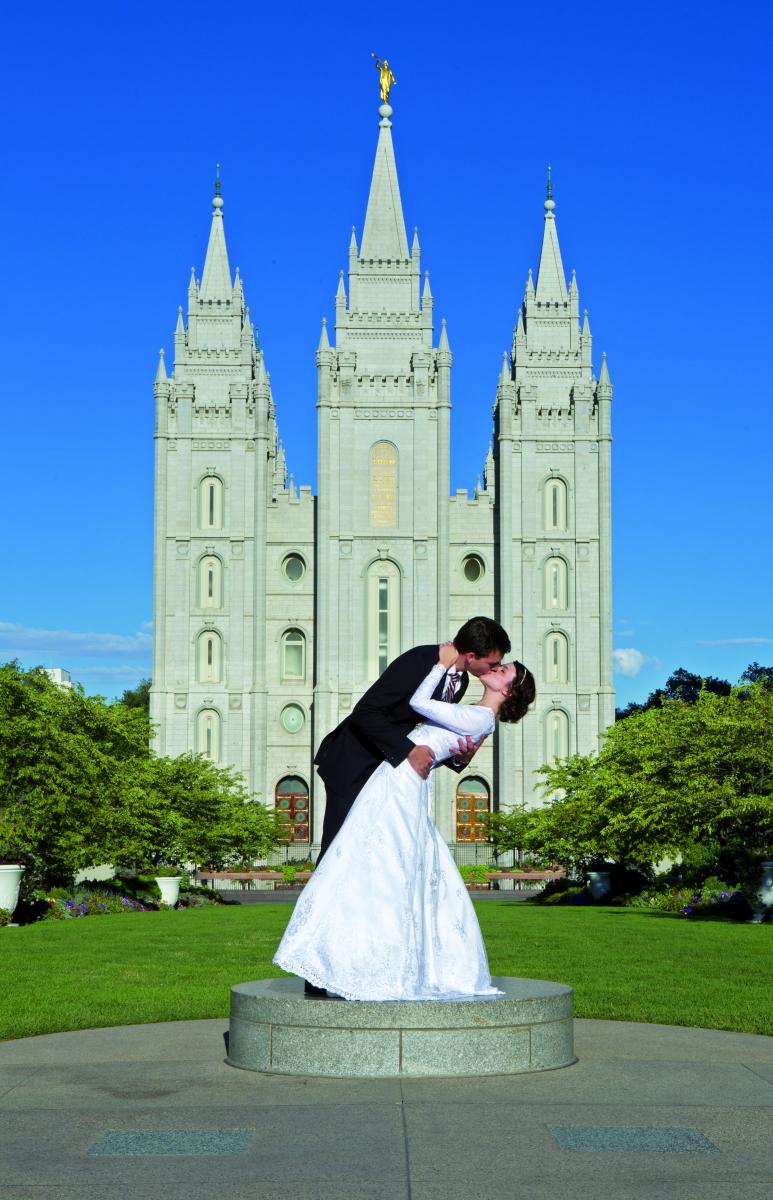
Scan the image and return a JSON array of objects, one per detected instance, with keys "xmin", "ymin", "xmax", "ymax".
[
  {"xmin": 283, "ymin": 554, "xmax": 305, "ymax": 583},
  {"xmin": 462, "ymin": 554, "xmax": 484, "ymax": 583},
  {"xmin": 280, "ymin": 703, "xmax": 305, "ymax": 734}
]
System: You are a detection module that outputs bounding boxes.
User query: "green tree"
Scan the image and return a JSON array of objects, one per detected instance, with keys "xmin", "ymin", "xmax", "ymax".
[
  {"xmin": 0, "ymin": 662, "xmax": 151, "ymax": 888},
  {"xmin": 112, "ymin": 753, "xmax": 283, "ymax": 870},
  {"xmin": 487, "ymin": 804, "xmax": 537, "ymax": 861},
  {"xmin": 118, "ymin": 677, "xmax": 151, "ymax": 713},
  {"xmin": 0, "ymin": 661, "xmax": 284, "ymax": 891},
  {"xmin": 533, "ymin": 682, "xmax": 773, "ymax": 877}
]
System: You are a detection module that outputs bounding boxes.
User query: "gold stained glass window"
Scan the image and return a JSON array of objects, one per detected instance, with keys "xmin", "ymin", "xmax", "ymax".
[{"xmin": 370, "ymin": 442, "xmax": 398, "ymax": 528}]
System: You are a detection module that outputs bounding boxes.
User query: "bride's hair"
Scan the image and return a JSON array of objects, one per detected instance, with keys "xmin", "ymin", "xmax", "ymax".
[{"xmin": 498, "ymin": 662, "xmax": 536, "ymax": 724}]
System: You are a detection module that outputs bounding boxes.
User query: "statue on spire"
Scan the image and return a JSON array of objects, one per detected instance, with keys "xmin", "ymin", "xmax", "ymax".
[{"xmin": 371, "ymin": 54, "xmax": 396, "ymax": 103}]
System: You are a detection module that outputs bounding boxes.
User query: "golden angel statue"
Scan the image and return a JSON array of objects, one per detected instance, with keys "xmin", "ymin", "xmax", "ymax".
[{"xmin": 372, "ymin": 54, "xmax": 396, "ymax": 104}]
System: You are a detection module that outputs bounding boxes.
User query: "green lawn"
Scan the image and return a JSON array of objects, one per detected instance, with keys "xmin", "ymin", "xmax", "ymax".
[{"xmin": 2, "ymin": 902, "xmax": 770, "ymax": 1041}]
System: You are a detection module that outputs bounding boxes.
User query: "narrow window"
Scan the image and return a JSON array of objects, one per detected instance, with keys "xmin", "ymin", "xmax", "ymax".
[
  {"xmin": 378, "ymin": 578, "xmax": 389, "ymax": 674},
  {"xmin": 200, "ymin": 476, "xmax": 223, "ymax": 530},
  {"xmin": 545, "ymin": 557, "xmax": 567, "ymax": 609},
  {"xmin": 197, "ymin": 708, "xmax": 221, "ymax": 763},
  {"xmin": 281, "ymin": 629, "xmax": 306, "ymax": 681},
  {"xmin": 199, "ymin": 556, "xmax": 222, "ymax": 609},
  {"xmin": 545, "ymin": 631, "xmax": 569, "ymax": 683},
  {"xmin": 367, "ymin": 560, "xmax": 400, "ymax": 679},
  {"xmin": 544, "ymin": 478, "xmax": 567, "ymax": 532},
  {"xmin": 546, "ymin": 710, "xmax": 569, "ymax": 762},
  {"xmin": 197, "ymin": 630, "xmax": 222, "ymax": 682}
]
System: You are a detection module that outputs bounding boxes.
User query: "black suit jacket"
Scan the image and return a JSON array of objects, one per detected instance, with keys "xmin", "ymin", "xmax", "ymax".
[{"xmin": 314, "ymin": 644, "xmax": 468, "ymax": 801}]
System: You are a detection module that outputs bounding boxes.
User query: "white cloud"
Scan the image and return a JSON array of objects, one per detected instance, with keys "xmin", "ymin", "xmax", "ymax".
[
  {"xmin": 613, "ymin": 647, "xmax": 658, "ymax": 678},
  {"xmin": 73, "ymin": 665, "xmax": 150, "ymax": 679},
  {"xmin": 0, "ymin": 621, "xmax": 152, "ymax": 660},
  {"xmin": 695, "ymin": 637, "xmax": 773, "ymax": 647}
]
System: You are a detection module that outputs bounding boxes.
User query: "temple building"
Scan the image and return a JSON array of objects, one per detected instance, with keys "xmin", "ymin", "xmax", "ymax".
[{"xmin": 150, "ymin": 97, "xmax": 614, "ymax": 852}]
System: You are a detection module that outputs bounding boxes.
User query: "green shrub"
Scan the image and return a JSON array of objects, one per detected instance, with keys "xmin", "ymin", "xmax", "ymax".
[
  {"xmin": 458, "ymin": 864, "xmax": 490, "ymax": 883},
  {"xmin": 0, "ymin": 908, "xmax": 12, "ymax": 927}
]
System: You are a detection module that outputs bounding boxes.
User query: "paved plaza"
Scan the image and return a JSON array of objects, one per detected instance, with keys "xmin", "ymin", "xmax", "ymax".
[{"xmin": 1, "ymin": 1015, "xmax": 771, "ymax": 1199}]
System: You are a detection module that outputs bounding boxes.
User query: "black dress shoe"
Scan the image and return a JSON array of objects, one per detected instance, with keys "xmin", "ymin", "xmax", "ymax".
[{"xmin": 304, "ymin": 980, "xmax": 327, "ymax": 996}]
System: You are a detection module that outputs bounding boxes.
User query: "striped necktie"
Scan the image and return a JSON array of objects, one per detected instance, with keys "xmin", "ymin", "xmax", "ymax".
[{"xmin": 443, "ymin": 671, "xmax": 460, "ymax": 702}]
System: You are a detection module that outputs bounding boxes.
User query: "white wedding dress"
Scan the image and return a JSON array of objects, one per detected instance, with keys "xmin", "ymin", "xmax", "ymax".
[{"xmin": 274, "ymin": 662, "xmax": 503, "ymax": 1001}]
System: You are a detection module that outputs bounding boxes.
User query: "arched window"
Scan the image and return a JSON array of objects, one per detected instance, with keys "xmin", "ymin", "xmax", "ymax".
[
  {"xmin": 199, "ymin": 555, "xmax": 223, "ymax": 609},
  {"xmin": 544, "ymin": 478, "xmax": 567, "ymax": 531},
  {"xmin": 367, "ymin": 560, "xmax": 401, "ymax": 678},
  {"xmin": 546, "ymin": 709, "xmax": 569, "ymax": 762},
  {"xmin": 544, "ymin": 557, "xmax": 568, "ymax": 610},
  {"xmin": 545, "ymin": 631, "xmax": 569, "ymax": 683},
  {"xmin": 370, "ymin": 441, "xmax": 398, "ymax": 528},
  {"xmin": 281, "ymin": 628, "xmax": 306, "ymax": 681},
  {"xmin": 196, "ymin": 708, "xmax": 221, "ymax": 763},
  {"xmin": 275, "ymin": 776, "xmax": 310, "ymax": 843},
  {"xmin": 455, "ymin": 777, "xmax": 491, "ymax": 842},
  {"xmin": 200, "ymin": 476, "xmax": 224, "ymax": 530},
  {"xmin": 197, "ymin": 630, "xmax": 222, "ymax": 683}
]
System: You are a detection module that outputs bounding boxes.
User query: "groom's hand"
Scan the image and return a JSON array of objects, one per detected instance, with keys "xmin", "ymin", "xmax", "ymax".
[
  {"xmin": 452, "ymin": 735, "xmax": 483, "ymax": 767},
  {"xmin": 407, "ymin": 745, "xmax": 435, "ymax": 779}
]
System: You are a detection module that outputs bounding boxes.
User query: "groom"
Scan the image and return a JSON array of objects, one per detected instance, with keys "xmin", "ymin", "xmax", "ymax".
[{"xmin": 314, "ymin": 616, "xmax": 511, "ymax": 863}]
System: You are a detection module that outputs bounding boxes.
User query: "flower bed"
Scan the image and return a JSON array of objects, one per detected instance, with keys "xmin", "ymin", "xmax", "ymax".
[{"xmin": 44, "ymin": 885, "xmax": 222, "ymax": 919}]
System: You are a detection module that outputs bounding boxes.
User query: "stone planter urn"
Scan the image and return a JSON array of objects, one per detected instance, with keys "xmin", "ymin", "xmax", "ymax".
[
  {"xmin": 748, "ymin": 860, "xmax": 773, "ymax": 923},
  {"xmin": 0, "ymin": 865, "xmax": 25, "ymax": 920},
  {"xmin": 587, "ymin": 871, "xmax": 612, "ymax": 899},
  {"xmin": 758, "ymin": 861, "xmax": 773, "ymax": 907},
  {"xmin": 155, "ymin": 876, "xmax": 182, "ymax": 906}
]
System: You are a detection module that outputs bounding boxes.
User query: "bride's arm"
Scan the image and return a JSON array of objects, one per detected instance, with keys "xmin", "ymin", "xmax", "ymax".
[{"xmin": 409, "ymin": 663, "xmax": 493, "ymax": 738}]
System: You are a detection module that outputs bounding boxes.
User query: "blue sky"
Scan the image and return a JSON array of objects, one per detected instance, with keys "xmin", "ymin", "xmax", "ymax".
[{"xmin": 2, "ymin": 0, "xmax": 771, "ymax": 708}]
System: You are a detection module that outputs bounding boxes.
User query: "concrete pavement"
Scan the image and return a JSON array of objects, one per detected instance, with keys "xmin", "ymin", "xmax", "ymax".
[{"xmin": 1, "ymin": 1016, "xmax": 772, "ymax": 1199}]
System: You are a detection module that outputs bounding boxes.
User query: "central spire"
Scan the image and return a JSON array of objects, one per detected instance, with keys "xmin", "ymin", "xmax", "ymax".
[{"xmin": 359, "ymin": 102, "xmax": 409, "ymax": 261}]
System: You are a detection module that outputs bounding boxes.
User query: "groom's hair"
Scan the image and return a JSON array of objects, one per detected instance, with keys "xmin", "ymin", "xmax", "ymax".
[{"xmin": 454, "ymin": 617, "xmax": 511, "ymax": 657}]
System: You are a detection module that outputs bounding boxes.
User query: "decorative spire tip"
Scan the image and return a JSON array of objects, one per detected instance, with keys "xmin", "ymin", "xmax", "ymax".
[
  {"xmin": 213, "ymin": 163, "xmax": 223, "ymax": 211},
  {"xmin": 545, "ymin": 164, "xmax": 555, "ymax": 214}
]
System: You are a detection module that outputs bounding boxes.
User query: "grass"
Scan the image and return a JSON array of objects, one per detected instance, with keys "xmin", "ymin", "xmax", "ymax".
[{"xmin": 2, "ymin": 902, "xmax": 770, "ymax": 1041}]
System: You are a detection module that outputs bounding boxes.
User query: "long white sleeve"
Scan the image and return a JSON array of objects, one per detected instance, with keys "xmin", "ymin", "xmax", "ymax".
[{"xmin": 409, "ymin": 663, "xmax": 494, "ymax": 738}]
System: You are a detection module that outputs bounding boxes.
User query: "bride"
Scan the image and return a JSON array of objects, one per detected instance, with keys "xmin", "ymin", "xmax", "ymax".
[{"xmin": 273, "ymin": 643, "xmax": 536, "ymax": 1001}]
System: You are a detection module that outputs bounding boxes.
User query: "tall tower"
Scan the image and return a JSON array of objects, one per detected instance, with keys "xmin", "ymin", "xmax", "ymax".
[
  {"xmin": 150, "ymin": 172, "xmax": 292, "ymax": 793},
  {"xmin": 313, "ymin": 97, "xmax": 451, "ymax": 837},
  {"xmin": 493, "ymin": 174, "xmax": 614, "ymax": 810}
]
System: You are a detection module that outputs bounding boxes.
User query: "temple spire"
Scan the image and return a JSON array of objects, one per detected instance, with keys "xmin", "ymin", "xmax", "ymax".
[
  {"xmin": 154, "ymin": 348, "xmax": 167, "ymax": 383},
  {"xmin": 360, "ymin": 100, "xmax": 409, "ymax": 260},
  {"xmin": 200, "ymin": 164, "xmax": 233, "ymax": 301},
  {"xmin": 535, "ymin": 168, "xmax": 568, "ymax": 303}
]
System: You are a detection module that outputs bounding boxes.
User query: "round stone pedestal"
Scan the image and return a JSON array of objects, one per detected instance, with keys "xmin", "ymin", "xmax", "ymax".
[{"xmin": 227, "ymin": 977, "xmax": 574, "ymax": 1077}]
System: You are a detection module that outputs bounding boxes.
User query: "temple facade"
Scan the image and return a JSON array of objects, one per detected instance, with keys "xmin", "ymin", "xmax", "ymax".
[{"xmin": 150, "ymin": 99, "xmax": 614, "ymax": 851}]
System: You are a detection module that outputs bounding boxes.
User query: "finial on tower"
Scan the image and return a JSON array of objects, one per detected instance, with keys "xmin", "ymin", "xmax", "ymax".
[
  {"xmin": 545, "ymin": 164, "xmax": 555, "ymax": 215},
  {"xmin": 213, "ymin": 163, "xmax": 223, "ymax": 211}
]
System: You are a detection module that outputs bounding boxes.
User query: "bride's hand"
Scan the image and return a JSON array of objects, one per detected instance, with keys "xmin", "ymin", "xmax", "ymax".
[{"xmin": 438, "ymin": 641, "xmax": 458, "ymax": 669}]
